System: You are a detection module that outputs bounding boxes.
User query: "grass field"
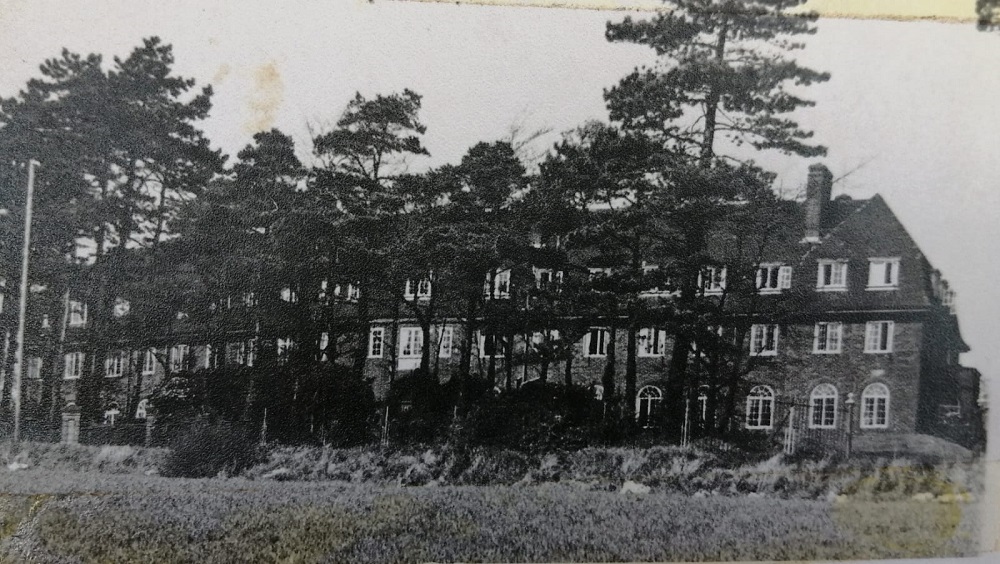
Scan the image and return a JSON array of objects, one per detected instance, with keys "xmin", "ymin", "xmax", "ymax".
[{"xmin": 0, "ymin": 468, "xmax": 981, "ymax": 563}]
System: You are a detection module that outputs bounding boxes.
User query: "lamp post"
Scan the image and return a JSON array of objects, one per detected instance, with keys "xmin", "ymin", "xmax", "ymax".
[
  {"xmin": 11, "ymin": 159, "xmax": 38, "ymax": 443},
  {"xmin": 845, "ymin": 392, "xmax": 856, "ymax": 458}
]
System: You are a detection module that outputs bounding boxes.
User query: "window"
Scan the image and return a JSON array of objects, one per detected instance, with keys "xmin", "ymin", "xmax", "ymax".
[
  {"xmin": 242, "ymin": 292, "xmax": 257, "ymax": 307},
  {"xmin": 535, "ymin": 268, "xmax": 563, "ymax": 291},
  {"xmin": 169, "ymin": 345, "xmax": 189, "ymax": 372},
  {"xmin": 104, "ymin": 404, "xmax": 121, "ymax": 426},
  {"xmin": 105, "ymin": 351, "xmax": 127, "ymax": 378},
  {"xmin": 69, "ymin": 300, "xmax": 87, "ymax": 327},
  {"xmin": 816, "ymin": 260, "xmax": 847, "ymax": 291},
  {"xmin": 64, "ymin": 352, "xmax": 84, "ymax": 380},
  {"xmin": 236, "ymin": 340, "xmax": 256, "ymax": 367},
  {"xmin": 318, "ymin": 279, "xmax": 329, "ymax": 301},
  {"xmin": 638, "ymin": 328, "xmax": 667, "ymax": 357},
  {"xmin": 399, "ymin": 327, "xmax": 423, "ymax": 359},
  {"xmin": 438, "ymin": 326, "xmax": 454, "ymax": 358},
  {"xmin": 27, "ymin": 357, "xmax": 42, "ymax": 379},
  {"xmin": 478, "ymin": 332, "xmax": 505, "ymax": 358},
  {"xmin": 319, "ymin": 333, "xmax": 330, "ymax": 362},
  {"xmin": 813, "ymin": 322, "xmax": 843, "ymax": 354},
  {"xmin": 867, "ymin": 258, "xmax": 900, "ymax": 289},
  {"xmin": 809, "ymin": 384, "xmax": 838, "ymax": 428},
  {"xmin": 484, "ymin": 269, "xmax": 511, "ymax": 299},
  {"xmin": 204, "ymin": 344, "xmax": 216, "ymax": 369},
  {"xmin": 635, "ymin": 386, "xmax": 663, "ymax": 429},
  {"xmin": 113, "ymin": 297, "xmax": 131, "ymax": 318},
  {"xmin": 334, "ymin": 283, "xmax": 361, "ymax": 302},
  {"xmin": 586, "ymin": 328, "xmax": 610, "ymax": 357},
  {"xmin": 41, "ymin": 314, "xmax": 50, "ymax": 329},
  {"xmin": 368, "ymin": 327, "xmax": 385, "ymax": 358},
  {"xmin": 142, "ymin": 349, "xmax": 157, "ymax": 375},
  {"xmin": 864, "ymin": 321, "xmax": 894, "ymax": 353},
  {"xmin": 861, "ymin": 383, "xmax": 890, "ymax": 428},
  {"xmin": 745, "ymin": 385, "xmax": 775, "ymax": 429},
  {"xmin": 280, "ymin": 287, "xmax": 298, "ymax": 303},
  {"xmin": 135, "ymin": 399, "xmax": 149, "ymax": 420},
  {"xmin": 701, "ymin": 266, "xmax": 727, "ymax": 294},
  {"xmin": 404, "ymin": 277, "xmax": 432, "ymax": 301},
  {"xmin": 749, "ymin": 324, "xmax": 779, "ymax": 357},
  {"xmin": 276, "ymin": 338, "xmax": 295, "ymax": 361},
  {"xmin": 756, "ymin": 264, "xmax": 792, "ymax": 293}
]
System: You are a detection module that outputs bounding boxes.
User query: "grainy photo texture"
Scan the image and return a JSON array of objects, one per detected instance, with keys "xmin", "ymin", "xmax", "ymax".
[{"xmin": 0, "ymin": 0, "xmax": 995, "ymax": 562}]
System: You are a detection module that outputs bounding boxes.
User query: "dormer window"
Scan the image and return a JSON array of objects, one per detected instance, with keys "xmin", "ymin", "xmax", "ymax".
[
  {"xmin": 113, "ymin": 297, "xmax": 131, "ymax": 318},
  {"xmin": 69, "ymin": 300, "xmax": 88, "ymax": 327},
  {"xmin": 404, "ymin": 277, "xmax": 432, "ymax": 301},
  {"xmin": 867, "ymin": 258, "xmax": 900, "ymax": 290},
  {"xmin": 280, "ymin": 287, "xmax": 298, "ymax": 303},
  {"xmin": 484, "ymin": 269, "xmax": 511, "ymax": 299},
  {"xmin": 700, "ymin": 266, "xmax": 727, "ymax": 294},
  {"xmin": 816, "ymin": 260, "xmax": 847, "ymax": 291},
  {"xmin": 756, "ymin": 264, "xmax": 792, "ymax": 293},
  {"xmin": 534, "ymin": 268, "xmax": 563, "ymax": 290}
]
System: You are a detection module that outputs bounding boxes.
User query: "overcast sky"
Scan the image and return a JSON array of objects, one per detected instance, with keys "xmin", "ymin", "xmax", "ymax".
[{"xmin": 1, "ymin": 1, "xmax": 998, "ymax": 398}]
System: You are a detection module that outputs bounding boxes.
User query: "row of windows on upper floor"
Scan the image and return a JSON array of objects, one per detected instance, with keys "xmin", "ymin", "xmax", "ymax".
[
  {"xmin": 365, "ymin": 319, "xmax": 897, "ymax": 362},
  {"xmin": 42, "ymin": 257, "xmax": 903, "ymax": 330},
  {"xmin": 635, "ymin": 382, "xmax": 891, "ymax": 431}
]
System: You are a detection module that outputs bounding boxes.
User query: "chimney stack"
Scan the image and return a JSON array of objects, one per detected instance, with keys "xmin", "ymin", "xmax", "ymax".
[{"xmin": 803, "ymin": 163, "xmax": 832, "ymax": 243}]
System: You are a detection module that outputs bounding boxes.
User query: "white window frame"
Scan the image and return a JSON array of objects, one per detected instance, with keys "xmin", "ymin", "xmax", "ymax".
[
  {"xmin": 236, "ymin": 340, "xmax": 256, "ymax": 367},
  {"xmin": 864, "ymin": 321, "xmax": 894, "ymax": 353},
  {"xmin": 816, "ymin": 260, "xmax": 848, "ymax": 291},
  {"xmin": 276, "ymin": 337, "xmax": 295, "ymax": 361},
  {"xmin": 867, "ymin": 258, "xmax": 900, "ymax": 290},
  {"xmin": 105, "ymin": 350, "xmax": 127, "ymax": 378},
  {"xmin": 478, "ymin": 332, "xmax": 505, "ymax": 359},
  {"xmin": 142, "ymin": 349, "xmax": 157, "ymax": 376},
  {"xmin": 534, "ymin": 268, "xmax": 563, "ymax": 290},
  {"xmin": 700, "ymin": 266, "xmax": 727, "ymax": 294},
  {"xmin": 809, "ymin": 384, "xmax": 839, "ymax": 429},
  {"xmin": 69, "ymin": 300, "xmax": 88, "ymax": 327},
  {"xmin": 861, "ymin": 383, "xmax": 890, "ymax": 429},
  {"xmin": 484, "ymin": 269, "xmax": 511, "ymax": 299},
  {"xmin": 169, "ymin": 344, "xmax": 189, "ymax": 372},
  {"xmin": 404, "ymin": 277, "xmax": 432, "ymax": 301},
  {"xmin": 368, "ymin": 327, "xmax": 385, "ymax": 358},
  {"xmin": 756, "ymin": 264, "xmax": 792, "ymax": 293},
  {"xmin": 280, "ymin": 287, "xmax": 298, "ymax": 303},
  {"xmin": 399, "ymin": 327, "xmax": 423, "ymax": 359},
  {"xmin": 749, "ymin": 324, "xmax": 779, "ymax": 357},
  {"xmin": 438, "ymin": 326, "xmax": 454, "ymax": 358},
  {"xmin": 637, "ymin": 327, "xmax": 667, "ymax": 357},
  {"xmin": 635, "ymin": 385, "xmax": 664, "ymax": 429},
  {"xmin": 585, "ymin": 328, "xmax": 610, "ymax": 357},
  {"xmin": 27, "ymin": 357, "xmax": 42, "ymax": 379},
  {"xmin": 812, "ymin": 322, "xmax": 843, "ymax": 354},
  {"xmin": 745, "ymin": 385, "xmax": 775, "ymax": 429},
  {"xmin": 64, "ymin": 352, "xmax": 84, "ymax": 380}
]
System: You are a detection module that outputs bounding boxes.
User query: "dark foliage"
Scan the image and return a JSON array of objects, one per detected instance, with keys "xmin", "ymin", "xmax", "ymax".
[{"xmin": 161, "ymin": 418, "xmax": 263, "ymax": 478}]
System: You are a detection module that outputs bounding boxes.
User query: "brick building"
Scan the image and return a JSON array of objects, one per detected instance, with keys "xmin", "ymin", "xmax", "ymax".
[{"xmin": 1, "ymin": 164, "xmax": 981, "ymax": 450}]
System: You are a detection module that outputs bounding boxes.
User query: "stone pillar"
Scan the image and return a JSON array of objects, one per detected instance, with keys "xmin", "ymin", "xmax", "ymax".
[
  {"xmin": 145, "ymin": 414, "xmax": 156, "ymax": 447},
  {"xmin": 61, "ymin": 403, "xmax": 81, "ymax": 444}
]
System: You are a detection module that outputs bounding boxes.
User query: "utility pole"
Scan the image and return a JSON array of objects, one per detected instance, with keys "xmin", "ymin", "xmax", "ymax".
[{"xmin": 12, "ymin": 160, "xmax": 38, "ymax": 443}]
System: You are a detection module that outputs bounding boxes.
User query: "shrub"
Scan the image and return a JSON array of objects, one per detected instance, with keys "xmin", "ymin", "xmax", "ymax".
[{"xmin": 162, "ymin": 418, "xmax": 264, "ymax": 478}]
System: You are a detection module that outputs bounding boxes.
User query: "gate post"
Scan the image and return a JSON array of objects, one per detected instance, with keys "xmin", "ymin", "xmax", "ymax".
[{"xmin": 783, "ymin": 406, "xmax": 796, "ymax": 455}]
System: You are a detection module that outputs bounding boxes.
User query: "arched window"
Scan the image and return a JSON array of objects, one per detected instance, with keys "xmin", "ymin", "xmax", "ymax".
[
  {"xmin": 636, "ymin": 386, "xmax": 664, "ymax": 429},
  {"xmin": 861, "ymin": 383, "xmax": 890, "ymax": 429},
  {"xmin": 745, "ymin": 385, "xmax": 774, "ymax": 429},
  {"xmin": 135, "ymin": 399, "xmax": 149, "ymax": 420},
  {"xmin": 809, "ymin": 384, "xmax": 838, "ymax": 429}
]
